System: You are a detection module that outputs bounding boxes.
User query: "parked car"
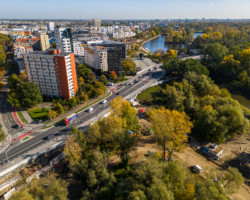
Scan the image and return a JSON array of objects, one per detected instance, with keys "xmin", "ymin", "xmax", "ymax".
[{"xmin": 190, "ymin": 165, "xmax": 203, "ymax": 173}]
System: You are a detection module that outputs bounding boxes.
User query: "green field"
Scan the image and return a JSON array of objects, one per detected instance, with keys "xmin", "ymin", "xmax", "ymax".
[
  {"xmin": 27, "ymin": 108, "xmax": 50, "ymax": 122},
  {"xmin": 137, "ymin": 84, "xmax": 165, "ymax": 105}
]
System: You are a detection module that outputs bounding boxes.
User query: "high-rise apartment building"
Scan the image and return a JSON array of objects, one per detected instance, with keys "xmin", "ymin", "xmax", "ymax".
[
  {"xmin": 47, "ymin": 22, "xmax": 55, "ymax": 31},
  {"xmin": 40, "ymin": 32, "xmax": 50, "ymax": 51},
  {"xmin": 23, "ymin": 49, "xmax": 78, "ymax": 99},
  {"xmin": 93, "ymin": 19, "xmax": 101, "ymax": 28},
  {"xmin": 89, "ymin": 41, "xmax": 126, "ymax": 73},
  {"xmin": 55, "ymin": 27, "xmax": 73, "ymax": 53},
  {"xmin": 84, "ymin": 46, "xmax": 108, "ymax": 72}
]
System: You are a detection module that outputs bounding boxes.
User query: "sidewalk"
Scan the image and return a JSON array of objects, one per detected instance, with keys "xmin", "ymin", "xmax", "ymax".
[
  {"xmin": 21, "ymin": 111, "xmax": 33, "ymax": 124},
  {"xmin": 43, "ymin": 92, "xmax": 111, "ymax": 126}
]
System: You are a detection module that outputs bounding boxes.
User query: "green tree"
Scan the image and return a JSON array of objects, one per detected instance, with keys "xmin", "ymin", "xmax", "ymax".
[
  {"xmin": 100, "ymin": 74, "xmax": 108, "ymax": 85},
  {"xmin": 18, "ymin": 82, "xmax": 43, "ymax": 108},
  {"xmin": 113, "ymin": 129, "xmax": 137, "ymax": 165},
  {"xmin": 0, "ymin": 128, "xmax": 6, "ymax": 142},
  {"xmin": 52, "ymin": 41, "xmax": 56, "ymax": 48},
  {"xmin": 203, "ymin": 42, "xmax": 228, "ymax": 64},
  {"xmin": 53, "ymin": 102, "xmax": 64, "ymax": 114},
  {"xmin": 8, "ymin": 73, "xmax": 20, "ymax": 90},
  {"xmin": 9, "ymin": 189, "xmax": 35, "ymax": 200},
  {"xmin": 221, "ymin": 167, "xmax": 244, "ymax": 194},
  {"xmin": 110, "ymin": 96, "xmax": 140, "ymax": 132},
  {"xmin": 122, "ymin": 59, "xmax": 137, "ymax": 74}
]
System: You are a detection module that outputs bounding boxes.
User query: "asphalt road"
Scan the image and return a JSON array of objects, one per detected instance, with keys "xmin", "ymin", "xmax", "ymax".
[
  {"xmin": 0, "ymin": 70, "xmax": 164, "ymax": 164},
  {"xmin": 0, "ymin": 91, "xmax": 23, "ymax": 135}
]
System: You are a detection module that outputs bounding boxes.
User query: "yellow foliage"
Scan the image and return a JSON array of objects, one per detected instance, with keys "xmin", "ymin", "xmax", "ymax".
[
  {"xmin": 148, "ymin": 107, "xmax": 193, "ymax": 160},
  {"xmin": 202, "ymin": 33, "xmax": 210, "ymax": 39},
  {"xmin": 64, "ymin": 136, "xmax": 82, "ymax": 167}
]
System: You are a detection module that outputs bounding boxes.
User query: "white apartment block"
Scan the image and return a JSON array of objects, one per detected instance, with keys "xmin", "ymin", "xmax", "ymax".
[
  {"xmin": 47, "ymin": 22, "xmax": 55, "ymax": 31},
  {"xmin": 73, "ymin": 40, "xmax": 84, "ymax": 56},
  {"xmin": 55, "ymin": 27, "xmax": 73, "ymax": 53},
  {"xmin": 84, "ymin": 47, "xmax": 108, "ymax": 71}
]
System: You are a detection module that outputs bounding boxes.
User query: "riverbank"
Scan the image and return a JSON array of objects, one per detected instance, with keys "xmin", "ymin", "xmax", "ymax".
[{"xmin": 137, "ymin": 34, "xmax": 161, "ymax": 47}]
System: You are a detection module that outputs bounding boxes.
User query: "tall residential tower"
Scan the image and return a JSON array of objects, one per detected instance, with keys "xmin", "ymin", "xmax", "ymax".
[{"xmin": 23, "ymin": 49, "xmax": 78, "ymax": 99}]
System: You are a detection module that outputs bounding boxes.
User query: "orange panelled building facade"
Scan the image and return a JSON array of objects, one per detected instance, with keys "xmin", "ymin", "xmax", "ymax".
[{"xmin": 23, "ymin": 49, "xmax": 78, "ymax": 99}]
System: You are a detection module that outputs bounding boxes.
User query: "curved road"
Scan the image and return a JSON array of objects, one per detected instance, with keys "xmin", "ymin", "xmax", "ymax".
[{"xmin": 0, "ymin": 70, "xmax": 164, "ymax": 164}]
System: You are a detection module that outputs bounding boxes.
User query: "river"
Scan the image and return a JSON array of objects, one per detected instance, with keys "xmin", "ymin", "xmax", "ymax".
[{"xmin": 143, "ymin": 33, "xmax": 203, "ymax": 53}]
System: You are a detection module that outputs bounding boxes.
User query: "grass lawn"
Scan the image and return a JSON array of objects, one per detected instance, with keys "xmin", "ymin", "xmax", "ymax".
[
  {"xmin": 137, "ymin": 84, "xmax": 165, "ymax": 105},
  {"xmin": 17, "ymin": 111, "xmax": 28, "ymax": 124},
  {"xmin": 27, "ymin": 107, "xmax": 50, "ymax": 122}
]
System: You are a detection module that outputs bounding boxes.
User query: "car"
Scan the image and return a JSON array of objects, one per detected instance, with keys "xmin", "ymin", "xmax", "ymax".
[
  {"xmin": 12, "ymin": 124, "xmax": 19, "ymax": 129},
  {"xmin": 128, "ymin": 82, "xmax": 133, "ymax": 85},
  {"xmin": 86, "ymin": 107, "xmax": 94, "ymax": 112},
  {"xmin": 190, "ymin": 165, "xmax": 203, "ymax": 173},
  {"xmin": 43, "ymin": 134, "xmax": 54, "ymax": 140},
  {"xmin": 116, "ymin": 92, "xmax": 120, "ymax": 95},
  {"xmin": 148, "ymin": 68, "xmax": 152, "ymax": 72},
  {"xmin": 101, "ymin": 100, "xmax": 107, "ymax": 104}
]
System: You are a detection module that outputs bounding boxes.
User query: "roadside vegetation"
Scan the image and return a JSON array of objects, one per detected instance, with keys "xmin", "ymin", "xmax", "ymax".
[
  {"xmin": 0, "ymin": 126, "xmax": 6, "ymax": 142},
  {"xmin": 27, "ymin": 107, "xmax": 50, "ymax": 123},
  {"xmin": 17, "ymin": 111, "xmax": 28, "ymax": 124}
]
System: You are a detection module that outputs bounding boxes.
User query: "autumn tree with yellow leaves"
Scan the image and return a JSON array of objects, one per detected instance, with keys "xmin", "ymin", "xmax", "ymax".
[{"xmin": 148, "ymin": 107, "xmax": 193, "ymax": 162}]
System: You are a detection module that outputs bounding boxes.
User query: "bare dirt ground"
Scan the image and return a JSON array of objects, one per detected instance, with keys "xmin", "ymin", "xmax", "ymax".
[{"xmin": 125, "ymin": 132, "xmax": 250, "ymax": 200}]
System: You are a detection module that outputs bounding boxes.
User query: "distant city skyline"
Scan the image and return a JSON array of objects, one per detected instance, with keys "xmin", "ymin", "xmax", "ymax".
[{"xmin": 0, "ymin": 0, "xmax": 250, "ymax": 20}]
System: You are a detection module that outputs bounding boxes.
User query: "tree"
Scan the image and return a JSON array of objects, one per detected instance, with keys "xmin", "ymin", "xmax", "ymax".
[
  {"xmin": 64, "ymin": 135, "xmax": 83, "ymax": 167},
  {"xmin": 18, "ymin": 82, "xmax": 43, "ymax": 108},
  {"xmin": 110, "ymin": 71, "xmax": 117, "ymax": 81},
  {"xmin": 8, "ymin": 73, "xmax": 20, "ymax": 90},
  {"xmin": 52, "ymin": 41, "xmax": 56, "ymax": 48},
  {"xmin": 110, "ymin": 96, "xmax": 140, "ymax": 132},
  {"xmin": 19, "ymin": 72, "xmax": 28, "ymax": 82},
  {"xmin": 122, "ymin": 59, "xmax": 137, "ymax": 74},
  {"xmin": 163, "ymin": 59, "xmax": 209, "ymax": 78},
  {"xmin": 47, "ymin": 110, "xmax": 57, "ymax": 119},
  {"xmin": 128, "ymin": 190, "xmax": 147, "ymax": 200},
  {"xmin": 221, "ymin": 167, "xmax": 244, "ymax": 194},
  {"xmin": 7, "ymin": 92, "xmax": 20, "ymax": 107},
  {"xmin": 53, "ymin": 102, "xmax": 64, "ymax": 114},
  {"xmin": 147, "ymin": 182, "xmax": 174, "ymax": 200},
  {"xmin": 80, "ymin": 92, "xmax": 88, "ymax": 102},
  {"xmin": 9, "ymin": 189, "xmax": 35, "ymax": 200},
  {"xmin": 148, "ymin": 107, "xmax": 193, "ymax": 161},
  {"xmin": 113, "ymin": 129, "xmax": 137, "ymax": 165},
  {"xmin": 203, "ymin": 43, "xmax": 228, "ymax": 64},
  {"xmin": 100, "ymin": 74, "xmax": 108, "ymax": 85},
  {"xmin": 0, "ymin": 128, "xmax": 6, "ymax": 142},
  {"xmin": 0, "ymin": 81, "xmax": 4, "ymax": 90},
  {"xmin": 151, "ymin": 30, "xmax": 157, "ymax": 37}
]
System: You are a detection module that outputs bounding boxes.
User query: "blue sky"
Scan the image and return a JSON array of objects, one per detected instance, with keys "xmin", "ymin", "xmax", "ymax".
[{"xmin": 0, "ymin": 0, "xmax": 249, "ymax": 19}]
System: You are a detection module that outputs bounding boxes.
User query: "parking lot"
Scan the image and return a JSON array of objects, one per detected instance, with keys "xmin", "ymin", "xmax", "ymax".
[{"xmin": 133, "ymin": 58, "xmax": 156, "ymax": 71}]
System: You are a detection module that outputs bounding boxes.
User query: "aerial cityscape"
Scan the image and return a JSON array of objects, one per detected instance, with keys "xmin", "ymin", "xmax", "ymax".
[{"xmin": 0, "ymin": 0, "xmax": 249, "ymax": 200}]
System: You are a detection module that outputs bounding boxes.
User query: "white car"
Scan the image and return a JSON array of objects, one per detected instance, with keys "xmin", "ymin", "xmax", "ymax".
[
  {"xmin": 190, "ymin": 165, "xmax": 203, "ymax": 173},
  {"xmin": 86, "ymin": 107, "xmax": 94, "ymax": 112},
  {"xmin": 101, "ymin": 100, "xmax": 107, "ymax": 104}
]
